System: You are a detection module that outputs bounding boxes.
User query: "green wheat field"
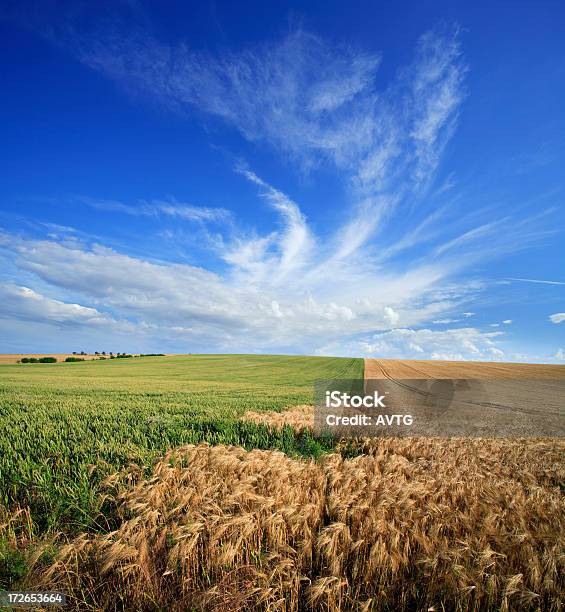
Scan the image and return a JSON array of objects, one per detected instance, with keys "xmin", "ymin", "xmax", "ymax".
[{"xmin": 0, "ymin": 355, "xmax": 362, "ymax": 540}]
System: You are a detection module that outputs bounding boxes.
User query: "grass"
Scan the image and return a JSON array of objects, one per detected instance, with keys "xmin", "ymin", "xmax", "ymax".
[{"xmin": 0, "ymin": 354, "xmax": 363, "ymax": 534}]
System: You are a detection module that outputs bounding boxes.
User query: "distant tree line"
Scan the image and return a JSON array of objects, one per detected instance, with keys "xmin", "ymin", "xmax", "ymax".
[{"xmin": 19, "ymin": 352, "xmax": 166, "ymax": 364}]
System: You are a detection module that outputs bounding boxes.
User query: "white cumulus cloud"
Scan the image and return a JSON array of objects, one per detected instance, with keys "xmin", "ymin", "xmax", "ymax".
[{"xmin": 357, "ymin": 327, "xmax": 505, "ymax": 361}]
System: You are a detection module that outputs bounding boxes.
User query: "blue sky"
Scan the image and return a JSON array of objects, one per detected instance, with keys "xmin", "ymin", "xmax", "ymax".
[{"xmin": 1, "ymin": 0, "xmax": 564, "ymax": 360}]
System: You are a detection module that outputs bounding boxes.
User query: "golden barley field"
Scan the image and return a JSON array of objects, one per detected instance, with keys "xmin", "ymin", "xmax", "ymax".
[{"xmin": 32, "ymin": 438, "xmax": 564, "ymax": 611}]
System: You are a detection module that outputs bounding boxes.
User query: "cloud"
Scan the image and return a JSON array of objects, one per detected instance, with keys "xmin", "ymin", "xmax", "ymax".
[
  {"xmin": 549, "ymin": 313, "xmax": 565, "ymax": 324},
  {"xmin": 507, "ymin": 277, "xmax": 565, "ymax": 286},
  {"xmin": 79, "ymin": 196, "xmax": 230, "ymax": 223},
  {"xmin": 357, "ymin": 327, "xmax": 505, "ymax": 361},
  {"xmin": 77, "ymin": 28, "xmax": 382, "ymax": 169},
  {"xmin": 383, "ymin": 306, "xmax": 400, "ymax": 326},
  {"xmin": 0, "ymin": 189, "xmax": 543, "ymax": 354},
  {"xmin": 556, "ymin": 348, "xmax": 565, "ymax": 360},
  {"xmin": 233, "ymin": 170, "xmax": 313, "ymax": 281},
  {"xmin": 0, "ymin": 283, "xmax": 118, "ymax": 327},
  {"xmin": 20, "ymin": 21, "xmax": 548, "ymax": 273},
  {"xmin": 434, "ymin": 219, "xmax": 508, "ymax": 256},
  {"xmin": 502, "ymin": 319, "xmax": 512, "ymax": 325},
  {"xmin": 64, "ymin": 23, "xmax": 472, "ymax": 260},
  {"xmin": 0, "ymin": 231, "xmax": 471, "ymax": 353}
]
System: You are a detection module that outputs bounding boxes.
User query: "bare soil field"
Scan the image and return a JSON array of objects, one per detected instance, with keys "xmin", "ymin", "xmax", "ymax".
[
  {"xmin": 365, "ymin": 358, "xmax": 565, "ymax": 379},
  {"xmin": 363, "ymin": 359, "xmax": 565, "ymax": 437},
  {"xmin": 0, "ymin": 353, "xmax": 104, "ymax": 364}
]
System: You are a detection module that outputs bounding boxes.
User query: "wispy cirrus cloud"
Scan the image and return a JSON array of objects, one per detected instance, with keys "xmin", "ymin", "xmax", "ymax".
[
  {"xmin": 38, "ymin": 19, "xmax": 551, "ymax": 268},
  {"xmin": 78, "ymin": 196, "xmax": 230, "ymax": 223},
  {"xmin": 507, "ymin": 277, "xmax": 565, "ymax": 286},
  {"xmin": 79, "ymin": 29, "xmax": 382, "ymax": 170},
  {"xmin": 231, "ymin": 169, "xmax": 314, "ymax": 282},
  {"xmin": 67, "ymin": 24, "xmax": 468, "ymax": 258}
]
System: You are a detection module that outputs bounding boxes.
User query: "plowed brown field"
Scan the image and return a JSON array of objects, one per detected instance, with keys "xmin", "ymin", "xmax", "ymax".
[{"xmin": 365, "ymin": 358, "xmax": 565, "ymax": 379}]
